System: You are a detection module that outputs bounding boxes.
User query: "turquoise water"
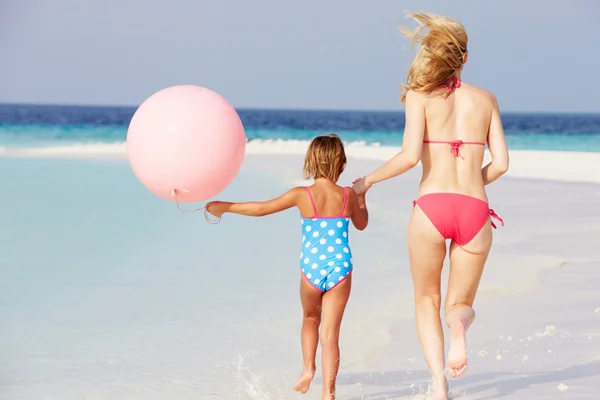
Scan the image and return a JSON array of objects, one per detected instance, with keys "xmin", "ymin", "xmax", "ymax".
[
  {"xmin": 1, "ymin": 104, "xmax": 600, "ymax": 151},
  {"xmin": 1, "ymin": 124, "xmax": 600, "ymax": 152},
  {"xmin": 0, "ymin": 156, "xmax": 413, "ymax": 399},
  {"xmin": 0, "ymin": 157, "xmax": 306, "ymax": 398},
  {"xmin": 2, "ymin": 104, "xmax": 600, "ymax": 399},
  {"xmin": 2, "ymin": 149, "xmax": 600, "ymax": 399}
]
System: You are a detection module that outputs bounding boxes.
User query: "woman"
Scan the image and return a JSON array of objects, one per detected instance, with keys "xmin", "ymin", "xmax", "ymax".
[{"xmin": 352, "ymin": 11, "xmax": 509, "ymax": 400}]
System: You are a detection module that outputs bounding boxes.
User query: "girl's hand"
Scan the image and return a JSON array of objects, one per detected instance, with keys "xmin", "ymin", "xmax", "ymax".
[
  {"xmin": 352, "ymin": 177, "xmax": 372, "ymax": 195},
  {"xmin": 206, "ymin": 201, "xmax": 230, "ymax": 217}
]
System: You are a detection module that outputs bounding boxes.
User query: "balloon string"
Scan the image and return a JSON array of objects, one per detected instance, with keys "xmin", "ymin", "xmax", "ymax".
[{"xmin": 171, "ymin": 189, "xmax": 221, "ymax": 224}]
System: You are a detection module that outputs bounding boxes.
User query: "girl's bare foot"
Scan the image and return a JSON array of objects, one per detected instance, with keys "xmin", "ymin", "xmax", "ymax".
[
  {"xmin": 447, "ymin": 320, "xmax": 468, "ymax": 378},
  {"xmin": 293, "ymin": 368, "xmax": 315, "ymax": 394}
]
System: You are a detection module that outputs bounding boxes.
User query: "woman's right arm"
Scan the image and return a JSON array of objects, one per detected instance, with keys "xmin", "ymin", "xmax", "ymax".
[
  {"xmin": 482, "ymin": 94, "xmax": 509, "ymax": 185},
  {"xmin": 356, "ymin": 90, "xmax": 426, "ymax": 192}
]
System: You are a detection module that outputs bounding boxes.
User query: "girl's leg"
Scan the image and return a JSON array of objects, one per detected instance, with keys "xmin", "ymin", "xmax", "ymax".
[
  {"xmin": 408, "ymin": 207, "xmax": 449, "ymax": 400},
  {"xmin": 293, "ymin": 275, "xmax": 323, "ymax": 394},
  {"xmin": 320, "ymin": 275, "xmax": 352, "ymax": 400},
  {"xmin": 445, "ymin": 224, "xmax": 492, "ymax": 378}
]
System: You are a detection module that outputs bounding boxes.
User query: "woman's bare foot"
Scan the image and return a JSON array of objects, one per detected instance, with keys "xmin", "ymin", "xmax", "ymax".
[
  {"xmin": 431, "ymin": 377, "xmax": 449, "ymax": 400},
  {"xmin": 293, "ymin": 368, "xmax": 315, "ymax": 394},
  {"xmin": 447, "ymin": 320, "xmax": 468, "ymax": 378},
  {"xmin": 322, "ymin": 391, "xmax": 335, "ymax": 400}
]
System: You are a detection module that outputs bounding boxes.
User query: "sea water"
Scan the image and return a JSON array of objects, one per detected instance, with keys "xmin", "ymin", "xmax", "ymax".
[
  {"xmin": 1, "ymin": 105, "xmax": 599, "ymax": 399},
  {"xmin": 0, "ymin": 104, "xmax": 599, "ymax": 152}
]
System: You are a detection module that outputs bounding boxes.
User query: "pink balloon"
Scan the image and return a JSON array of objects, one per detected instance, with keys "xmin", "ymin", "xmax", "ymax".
[{"xmin": 127, "ymin": 86, "xmax": 246, "ymax": 203}]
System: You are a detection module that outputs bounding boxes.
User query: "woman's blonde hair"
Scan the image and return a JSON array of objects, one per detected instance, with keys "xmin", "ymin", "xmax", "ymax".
[
  {"xmin": 399, "ymin": 10, "xmax": 468, "ymax": 103},
  {"xmin": 303, "ymin": 134, "xmax": 347, "ymax": 182}
]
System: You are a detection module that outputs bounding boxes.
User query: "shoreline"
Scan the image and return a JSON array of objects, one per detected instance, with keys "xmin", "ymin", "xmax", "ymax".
[{"xmin": 2, "ymin": 141, "xmax": 599, "ymax": 184}]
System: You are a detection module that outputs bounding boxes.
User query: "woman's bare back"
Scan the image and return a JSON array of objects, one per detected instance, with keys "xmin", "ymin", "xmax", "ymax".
[{"xmin": 419, "ymin": 82, "xmax": 499, "ymax": 201}]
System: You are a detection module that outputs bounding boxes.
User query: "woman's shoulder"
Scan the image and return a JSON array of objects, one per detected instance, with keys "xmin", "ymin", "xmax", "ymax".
[
  {"xmin": 405, "ymin": 89, "xmax": 429, "ymax": 101},
  {"xmin": 462, "ymin": 82, "xmax": 497, "ymax": 101}
]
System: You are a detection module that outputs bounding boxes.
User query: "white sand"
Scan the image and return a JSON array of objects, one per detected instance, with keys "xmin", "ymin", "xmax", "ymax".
[
  {"xmin": 246, "ymin": 152, "xmax": 600, "ymax": 399},
  {"xmin": 1, "ymin": 146, "xmax": 599, "ymax": 399},
  {"xmin": 3, "ymin": 141, "xmax": 600, "ymax": 183}
]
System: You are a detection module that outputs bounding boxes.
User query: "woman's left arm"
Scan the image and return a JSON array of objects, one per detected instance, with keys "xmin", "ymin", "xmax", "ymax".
[
  {"xmin": 206, "ymin": 187, "xmax": 302, "ymax": 217},
  {"xmin": 357, "ymin": 91, "xmax": 426, "ymax": 192}
]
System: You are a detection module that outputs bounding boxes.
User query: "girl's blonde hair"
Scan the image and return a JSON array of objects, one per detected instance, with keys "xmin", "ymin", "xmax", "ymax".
[
  {"xmin": 303, "ymin": 134, "xmax": 347, "ymax": 182},
  {"xmin": 399, "ymin": 10, "xmax": 468, "ymax": 103}
]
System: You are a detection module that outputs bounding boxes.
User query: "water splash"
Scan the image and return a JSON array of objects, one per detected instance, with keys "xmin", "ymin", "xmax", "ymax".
[{"xmin": 232, "ymin": 353, "xmax": 272, "ymax": 400}]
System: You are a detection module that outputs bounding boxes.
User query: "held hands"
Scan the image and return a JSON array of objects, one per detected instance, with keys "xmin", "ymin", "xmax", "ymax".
[{"xmin": 352, "ymin": 176, "xmax": 372, "ymax": 195}]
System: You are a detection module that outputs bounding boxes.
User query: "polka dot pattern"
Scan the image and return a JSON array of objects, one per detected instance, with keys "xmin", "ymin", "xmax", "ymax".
[{"xmin": 300, "ymin": 216, "xmax": 352, "ymax": 292}]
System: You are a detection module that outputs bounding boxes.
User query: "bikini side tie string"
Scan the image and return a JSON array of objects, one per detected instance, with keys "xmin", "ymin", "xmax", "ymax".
[{"xmin": 489, "ymin": 209, "xmax": 504, "ymax": 229}]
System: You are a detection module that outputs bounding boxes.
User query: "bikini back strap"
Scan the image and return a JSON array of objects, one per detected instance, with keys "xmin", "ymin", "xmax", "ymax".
[
  {"xmin": 423, "ymin": 140, "xmax": 485, "ymax": 145},
  {"xmin": 306, "ymin": 187, "xmax": 319, "ymax": 217},
  {"xmin": 423, "ymin": 139, "xmax": 486, "ymax": 159},
  {"xmin": 340, "ymin": 187, "xmax": 348, "ymax": 216}
]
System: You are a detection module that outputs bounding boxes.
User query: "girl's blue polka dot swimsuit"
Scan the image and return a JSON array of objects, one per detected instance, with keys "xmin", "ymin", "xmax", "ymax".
[{"xmin": 300, "ymin": 187, "xmax": 353, "ymax": 292}]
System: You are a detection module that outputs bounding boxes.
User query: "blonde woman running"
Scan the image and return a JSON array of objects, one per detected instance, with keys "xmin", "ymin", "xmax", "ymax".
[{"xmin": 353, "ymin": 11, "xmax": 509, "ymax": 400}]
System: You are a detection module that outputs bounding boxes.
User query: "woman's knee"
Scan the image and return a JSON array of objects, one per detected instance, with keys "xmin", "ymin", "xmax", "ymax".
[{"xmin": 415, "ymin": 293, "xmax": 442, "ymax": 310}]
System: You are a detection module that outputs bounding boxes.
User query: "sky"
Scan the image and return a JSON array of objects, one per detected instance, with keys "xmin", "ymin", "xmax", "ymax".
[{"xmin": 1, "ymin": 0, "xmax": 598, "ymax": 112}]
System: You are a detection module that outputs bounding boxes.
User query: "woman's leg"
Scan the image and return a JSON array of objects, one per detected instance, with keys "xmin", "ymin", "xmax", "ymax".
[
  {"xmin": 408, "ymin": 206, "xmax": 449, "ymax": 399},
  {"xmin": 445, "ymin": 223, "xmax": 492, "ymax": 378},
  {"xmin": 293, "ymin": 275, "xmax": 323, "ymax": 394},
  {"xmin": 320, "ymin": 275, "xmax": 352, "ymax": 400}
]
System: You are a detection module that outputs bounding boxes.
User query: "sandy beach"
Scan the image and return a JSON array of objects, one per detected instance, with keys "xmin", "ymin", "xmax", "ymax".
[
  {"xmin": 1, "ymin": 146, "xmax": 599, "ymax": 399},
  {"xmin": 4, "ymin": 141, "xmax": 600, "ymax": 184}
]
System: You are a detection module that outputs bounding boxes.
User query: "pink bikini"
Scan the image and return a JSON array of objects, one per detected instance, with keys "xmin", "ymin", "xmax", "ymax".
[{"xmin": 412, "ymin": 77, "xmax": 504, "ymax": 246}]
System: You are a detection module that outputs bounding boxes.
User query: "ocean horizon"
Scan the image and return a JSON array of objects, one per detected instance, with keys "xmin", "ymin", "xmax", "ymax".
[{"xmin": 1, "ymin": 103, "xmax": 599, "ymax": 153}]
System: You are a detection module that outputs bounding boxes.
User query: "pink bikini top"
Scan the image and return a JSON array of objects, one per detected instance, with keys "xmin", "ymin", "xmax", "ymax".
[{"xmin": 422, "ymin": 77, "xmax": 485, "ymax": 159}]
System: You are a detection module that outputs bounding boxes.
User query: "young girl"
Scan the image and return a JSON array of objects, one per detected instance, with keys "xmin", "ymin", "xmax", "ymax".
[{"xmin": 206, "ymin": 134, "xmax": 369, "ymax": 399}]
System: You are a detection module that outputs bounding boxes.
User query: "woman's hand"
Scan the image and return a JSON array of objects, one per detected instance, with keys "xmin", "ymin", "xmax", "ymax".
[
  {"xmin": 352, "ymin": 177, "xmax": 372, "ymax": 195},
  {"xmin": 206, "ymin": 201, "xmax": 230, "ymax": 217}
]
